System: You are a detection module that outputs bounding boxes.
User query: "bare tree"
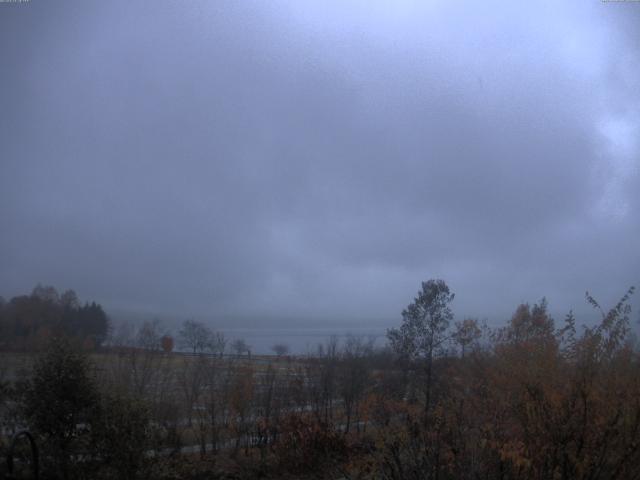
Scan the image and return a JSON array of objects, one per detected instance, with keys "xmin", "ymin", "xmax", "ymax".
[
  {"xmin": 179, "ymin": 319, "xmax": 213, "ymax": 354},
  {"xmin": 177, "ymin": 354, "xmax": 207, "ymax": 427},
  {"xmin": 231, "ymin": 338, "xmax": 250, "ymax": 357},
  {"xmin": 228, "ymin": 363, "xmax": 255, "ymax": 457},
  {"xmin": 339, "ymin": 335, "xmax": 374, "ymax": 433},
  {"xmin": 306, "ymin": 336, "xmax": 340, "ymax": 424},
  {"xmin": 211, "ymin": 331, "xmax": 227, "ymax": 357},
  {"xmin": 271, "ymin": 343, "xmax": 290, "ymax": 357},
  {"xmin": 254, "ymin": 363, "xmax": 282, "ymax": 460},
  {"xmin": 198, "ymin": 355, "xmax": 227, "ymax": 453},
  {"xmin": 101, "ymin": 319, "xmax": 179, "ymax": 452}
]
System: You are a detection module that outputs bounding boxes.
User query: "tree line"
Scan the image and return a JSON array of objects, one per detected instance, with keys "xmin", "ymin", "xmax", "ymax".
[{"xmin": 0, "ymin": 285, "xmax": 109, "ymax": 351}]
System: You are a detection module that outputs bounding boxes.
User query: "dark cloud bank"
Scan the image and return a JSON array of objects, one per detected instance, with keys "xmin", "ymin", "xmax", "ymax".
[{"xmin": 1, "ymin": 1, "xmax": 639, "ymax": 333}]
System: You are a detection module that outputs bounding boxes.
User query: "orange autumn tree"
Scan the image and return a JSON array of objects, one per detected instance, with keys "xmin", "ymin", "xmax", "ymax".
[
  {"xmin": 480, "ymin": 289, "xmax": 640, "ymax": 479},
  {"xmin": 369, "ymin": 288, "xmax": 640, "ymax": 480}
]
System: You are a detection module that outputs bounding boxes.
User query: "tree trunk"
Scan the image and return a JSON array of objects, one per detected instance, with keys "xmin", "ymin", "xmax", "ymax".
[{"xmin": 424, "ymin": 349, "xmax": 433, "ymax": 420}]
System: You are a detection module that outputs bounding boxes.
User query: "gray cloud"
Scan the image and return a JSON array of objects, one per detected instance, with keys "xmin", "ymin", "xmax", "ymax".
[{"xmin": 1, "ymin": 0, "xmax": 639, "ymax": 328}]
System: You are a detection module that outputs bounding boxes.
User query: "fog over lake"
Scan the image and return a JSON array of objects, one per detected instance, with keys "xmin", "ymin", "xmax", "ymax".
[{"xmin": 220, "ymin": 327, "xmax": 387, "ymax": 355}]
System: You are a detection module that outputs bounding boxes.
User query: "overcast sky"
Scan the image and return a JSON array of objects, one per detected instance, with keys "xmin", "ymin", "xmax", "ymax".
[{"xmin": 1, "ymin": 0, "xmax": 639, "ymax": 328}]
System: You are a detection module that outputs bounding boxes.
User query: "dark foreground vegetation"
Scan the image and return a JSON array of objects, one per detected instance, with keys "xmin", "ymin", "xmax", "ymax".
[{"xmin": 1, "ymin": 281, "xmax": 639, "ymax": 479}]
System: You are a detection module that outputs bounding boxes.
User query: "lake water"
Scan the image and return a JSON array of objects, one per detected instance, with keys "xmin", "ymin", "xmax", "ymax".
[{"xmin": 218, "ymin": 326, "xmax": 389, "ymax": 355}]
